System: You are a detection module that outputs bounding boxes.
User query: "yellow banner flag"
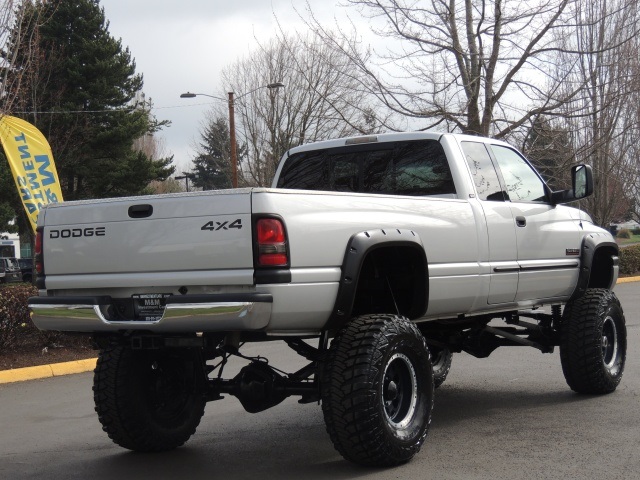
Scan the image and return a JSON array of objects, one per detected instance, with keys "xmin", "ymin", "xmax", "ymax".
[{"xmin": 0, "ymin": 115, "xmax": 64, "ymax": 233}]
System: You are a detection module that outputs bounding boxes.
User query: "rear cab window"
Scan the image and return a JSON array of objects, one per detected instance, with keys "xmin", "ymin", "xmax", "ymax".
[{"xmin": 277, "ymin": 140, "xmax": 456, "ymax": 197}]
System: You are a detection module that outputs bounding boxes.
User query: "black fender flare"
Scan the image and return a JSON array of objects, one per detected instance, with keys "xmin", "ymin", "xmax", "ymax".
[
  {"xmin": 325, "ymin": 228, "xmax": 428, "ymax": 330},
  {"xmin": 569, "ymin": 233, "xmax": 619, "ymax": 302}
]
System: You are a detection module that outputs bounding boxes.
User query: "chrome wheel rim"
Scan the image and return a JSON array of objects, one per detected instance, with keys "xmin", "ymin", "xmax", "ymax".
[
  {"xmin": 602, "ymin": 316, "xmax": 619, "ymax": 373},
  {"xmin": 382, "ymin": 353, "xmax": 418, "ymax": 429}
]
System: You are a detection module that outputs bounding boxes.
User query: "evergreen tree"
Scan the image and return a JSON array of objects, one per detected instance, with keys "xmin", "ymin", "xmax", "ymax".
[
  {"xmin": 3, "ymin": 0, "xmax": 174, "ymax": 203},
  {"xmin": 190, "ymin": 116, "xmax": 234, "ymax": 190}
]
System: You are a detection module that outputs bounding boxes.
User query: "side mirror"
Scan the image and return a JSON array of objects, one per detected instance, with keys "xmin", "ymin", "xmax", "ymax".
[
  {"xmin": 572, "ymin": 164, "xmax": 593, "ymax": 199},
  {"xmin": 550, "ymin": 164, "xmax": 593, "ymax": 204}
]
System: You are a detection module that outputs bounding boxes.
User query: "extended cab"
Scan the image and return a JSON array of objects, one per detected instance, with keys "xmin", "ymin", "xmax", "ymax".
[{"xmin": 29, "ymin": 132, "xmax": 626, "ymax": 466}]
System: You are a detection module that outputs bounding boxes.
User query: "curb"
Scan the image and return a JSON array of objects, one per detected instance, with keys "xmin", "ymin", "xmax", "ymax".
[
  {"xmin": 617, "ymin": 276, "xmax": 640, "ymax": 284},
  {"xmin": 0, "ymin": 357, "xmax": 97, "ymax": 385}
]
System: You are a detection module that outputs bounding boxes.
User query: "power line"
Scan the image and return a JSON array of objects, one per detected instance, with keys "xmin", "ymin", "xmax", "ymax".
[
  {"xmin": 11, "ymin": 101, "xmax": 216, "ymax": 115},
  {"xmin": 12, "ymin": 108, "xmax": 135, "ymax": 114}
]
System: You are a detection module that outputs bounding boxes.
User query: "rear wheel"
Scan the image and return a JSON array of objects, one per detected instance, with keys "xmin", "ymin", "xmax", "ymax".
[
  {"xmin": 93, "ymin": 346, "xmax": 206, "ymax": 451},
  {"xmin": 321, "ymin": 314, "xmax": 434, "ymax": 466},
  {"xmin": 560, "ymin": 289, "xmax": 626, "ymax": 394}
]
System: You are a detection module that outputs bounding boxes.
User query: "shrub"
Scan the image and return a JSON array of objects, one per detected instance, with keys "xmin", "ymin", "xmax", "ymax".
[
  {"xmin": 1, "ymin": 284, "xmax": 92, "ymax": 352},
  {"xmin": 619, "ymin": 244, "xmax": 640, "ymax": 275},
  {"xmin": 617, "ymin": 228, "xmax": 632, "ymax": 239},
  {"xmin": 631, "ymin": 228, "xmax": 640, "ymax": 236},
  {"xmin": 0, "ymin": 284, "xmax": 39, "ymax": 350}
]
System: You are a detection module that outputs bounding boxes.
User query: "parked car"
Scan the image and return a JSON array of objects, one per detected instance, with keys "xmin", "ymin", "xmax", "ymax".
[
  {"xmin": 18, "ymin": 257, "xmax": 33, "ymax": 283},
  {"xmin": 0, "ymin": 257, "xmax": 22, "ymax": 283}
]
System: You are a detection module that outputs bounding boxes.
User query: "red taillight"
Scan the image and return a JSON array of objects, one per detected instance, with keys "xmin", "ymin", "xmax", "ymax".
[
  {"xmin": 35, "ymin": 229, "xmax": 44, "ymax": 274},
  {"xmin": 257, "ymin": 219, "xmax": 286, "ymax": 244},
  {"xmin": 256, "ymin": 218, "xmax": 288, "ymax": 267}
]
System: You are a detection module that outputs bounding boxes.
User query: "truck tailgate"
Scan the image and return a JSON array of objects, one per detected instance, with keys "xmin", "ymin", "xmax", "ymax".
[{"xmin": 40, "ymin": 190, "xmax": 254, "ymax": 287}]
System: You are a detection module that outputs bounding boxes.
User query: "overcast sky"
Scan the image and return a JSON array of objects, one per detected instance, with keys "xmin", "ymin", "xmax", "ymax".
[{"xmin": 99, "ymin": 0, "xmax": 358, "ymax": 173}]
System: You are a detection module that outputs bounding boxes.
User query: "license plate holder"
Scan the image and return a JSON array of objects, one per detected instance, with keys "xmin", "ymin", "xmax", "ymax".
[{"xmin": 132, "ymin": 293, "xmax": 172, "ymax": 321}]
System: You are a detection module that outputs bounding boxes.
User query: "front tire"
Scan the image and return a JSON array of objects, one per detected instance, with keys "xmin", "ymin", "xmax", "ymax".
[
  {"xmin": 560, "ymin": 289, "xmax": 626, "ymax": 394},
  {"xmin": 321, "ymin": 314, "xmax": 434, "ymax": 466},
  {"xmin": 93, "ymin": 346, "xmax": 206, "ymax": 451}
]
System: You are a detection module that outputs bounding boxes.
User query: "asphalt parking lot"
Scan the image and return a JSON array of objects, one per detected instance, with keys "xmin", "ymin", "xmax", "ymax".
[{"xmin": 0, "ymin": 282, "xmax": 638, "ymax": 479}]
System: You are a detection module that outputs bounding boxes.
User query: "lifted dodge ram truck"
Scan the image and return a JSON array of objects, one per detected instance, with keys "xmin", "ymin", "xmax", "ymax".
[{"xmin": 29, "ymin": 132, "xmax": 626, "ymax": 466}]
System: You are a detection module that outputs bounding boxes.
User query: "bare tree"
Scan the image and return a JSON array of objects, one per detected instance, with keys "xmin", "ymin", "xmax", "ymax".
[
  {"xmin": 146, "ymin": 178, "xmax": 184, "ymax": 194},
  {"xmin": 220, "ymin": 34, "xmax": 378, "ymax": 187},
  {"xmin": 0, "ymin": 1, "xmax": 49, "ymax": 117},
  {"xmin": 520, "ymin": 116, "xmax": 574, "ymax": 190},
  {"xmin": 304, "ymin": 0, "xmax": 639, "ymax": 139},
  {"xmin": 628, "ymin": 97, "xmax": 640, "ymax": 224},
  {"xmin": 0, "ymin": 1, "xmax": 51, "ymax": 237},
  {"xmin": 623, "ymin": 35, "xmax": 640, "ymax": 225},
  {"xmin": 548, "ymin": 0, "xmax": 640, "ymax": 227}
]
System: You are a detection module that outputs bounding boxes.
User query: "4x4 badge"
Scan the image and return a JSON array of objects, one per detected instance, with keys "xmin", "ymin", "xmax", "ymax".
[
  {"xmin": 566, "ymin": 248, "xmax": 580, "ymax": 256},
  {"xmin": 201, "ymin": 219, "xmax": 242, "ymax": 231}
]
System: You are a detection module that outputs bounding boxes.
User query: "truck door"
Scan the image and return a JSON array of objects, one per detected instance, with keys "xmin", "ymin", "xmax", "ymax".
[
  {"xmin": 488, "ymin": 144, "xmax": 581, "ymax": 301},
  {"xmin": 461, "ymin": 141, "xmax": 519, "ymax": 304}
]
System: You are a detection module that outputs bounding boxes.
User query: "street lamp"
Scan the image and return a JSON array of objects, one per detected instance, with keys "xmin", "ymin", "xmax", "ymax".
[
  {"xmin": 180, "ymin": 82, "xmax": 285, "ymax": 188},
  {"xmin": 175, "ymin": 171, "xmax": 195, "ymax": 192}
]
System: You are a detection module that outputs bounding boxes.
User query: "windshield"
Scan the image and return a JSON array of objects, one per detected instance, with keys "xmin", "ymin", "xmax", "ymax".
[{"xmin": 2, "ymin": 258, "xmax": 18, "ymax": 269}]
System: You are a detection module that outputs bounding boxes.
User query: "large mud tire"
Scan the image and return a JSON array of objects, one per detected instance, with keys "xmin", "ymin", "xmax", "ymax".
[
  {"xmin": 93, "ymin": 346, "xmax": 206, "ymax": 451},
  {"xmin": 560, "ymin": 289, "xmax": 626, "ymax": 394},
  {"xmin": 430, "ymin": 347, "xmax": 453, "ymax": 388},
  {"xmin": 321, "ymin": 314, "xmax": 434, "ymax": 466}
]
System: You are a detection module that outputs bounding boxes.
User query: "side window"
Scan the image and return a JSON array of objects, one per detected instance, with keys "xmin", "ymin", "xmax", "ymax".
[
  {"xmin": 490, "ymin": 145, "xmax": 547, "ymax": 202},
  {"xmin": 461, "ymin": 141, "xmax": 506, "ymax": 201}
]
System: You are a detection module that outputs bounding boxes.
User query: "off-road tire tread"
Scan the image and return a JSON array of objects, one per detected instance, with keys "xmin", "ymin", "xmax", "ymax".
[
  {"xmin": 431, "ymin": 348, "xmax": 453, "ymax": 388},
  {"xmin": 321, "ymin": 314, "xmax": 433, "ymax": 466},
  {"xmin": 560, "ymin": 288, "xmax": 626, "ymax": 394},
  {"xmin": 93, "ymin": 346, "xmax": 205, "ymax": 452}
]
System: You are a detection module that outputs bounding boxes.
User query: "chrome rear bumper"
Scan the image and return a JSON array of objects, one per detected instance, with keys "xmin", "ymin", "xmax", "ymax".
[{"xmin": 28, "ymin": 293, "xmax": 273, "ymax": 332}]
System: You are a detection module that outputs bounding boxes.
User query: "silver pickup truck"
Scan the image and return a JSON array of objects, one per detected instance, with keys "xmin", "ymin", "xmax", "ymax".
[{"xmin": 29, "ymin": 132, "xmax": 626, "ymax": 466}]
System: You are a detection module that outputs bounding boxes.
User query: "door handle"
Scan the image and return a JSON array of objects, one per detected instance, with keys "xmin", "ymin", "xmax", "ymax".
[
  {"xmin": 516, "ymin": 216, "xmax": 527, "ymax": 227},
  {"xmin": 128, "ymin": 204, "xmax": 154, "ymax": 218}
]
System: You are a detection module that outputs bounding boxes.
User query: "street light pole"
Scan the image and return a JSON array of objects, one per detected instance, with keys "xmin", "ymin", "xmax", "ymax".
[
  {"xmin": 228, "ymin": 91, "xmax": 238, "ymax": 187},
  {"xmin": 180, "ymin": 82, "xmax": 284, "ymax": 189},
  {"xmin": 175, "ymin": 172, "xmax": 193, "ymax": 192}
]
